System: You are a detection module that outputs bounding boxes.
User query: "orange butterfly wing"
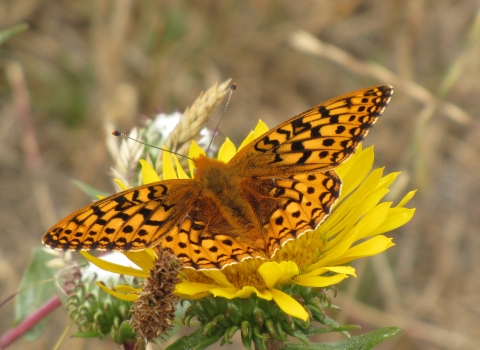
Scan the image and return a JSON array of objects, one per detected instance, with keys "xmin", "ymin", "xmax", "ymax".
[
  {"xmin": 43, "ymin": 180, "xmax": 201, "ymax": 251},
  {"xmin": 161, "ymin": 195, "xmax": 263, "ymax": 270},
  {"xmin": 240, "ymin": 171, "xmax": 342, "ymax": 257},
  {"xmin": 229, "ymin": 85, "xmax": 393, "ymax": 177}
]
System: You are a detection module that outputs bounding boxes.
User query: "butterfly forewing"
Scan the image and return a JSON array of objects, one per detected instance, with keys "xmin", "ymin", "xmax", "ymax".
[
  {"xmin": 230, "ymin": 85, "xmax": 392, "ymax": 177},
  {"xmin": 43, "ymin": 180, "xmax": 201, "ymax": 251}
]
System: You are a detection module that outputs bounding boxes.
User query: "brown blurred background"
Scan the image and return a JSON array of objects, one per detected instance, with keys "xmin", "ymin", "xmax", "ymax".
[{"xmin": 1, "ymin": 1, "xmax": 480, "ymax": 349}]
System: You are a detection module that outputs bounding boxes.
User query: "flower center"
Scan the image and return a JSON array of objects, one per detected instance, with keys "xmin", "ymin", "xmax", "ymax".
[{"xmin": 273, "ymin": 230, "xmax": 326, "ymax": 271}]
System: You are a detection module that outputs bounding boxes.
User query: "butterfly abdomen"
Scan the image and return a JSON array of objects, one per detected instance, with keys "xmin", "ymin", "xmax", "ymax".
[{"xmin": 193, "ymin": 155, "xmax": 265, "ymax": 249}]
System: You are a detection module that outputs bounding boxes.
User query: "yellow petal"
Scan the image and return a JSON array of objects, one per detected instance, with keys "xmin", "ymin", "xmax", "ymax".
[
  {"xmin": 369, "ymin": 208, "xmax": 416, "ymax": 236},
  {"xmin": 324, "ymin": 187, "xmax": 389, "ymax": 241},
  {"xmin": 176, "ymin": 281, "xmax": 220, "ymax": 295},
  {"xmin": 96, "ymin": 281, "xmax": 139, "ymax": 301},
  {"xmin": 202, "ymin": 270, "xmax": 235, "ymax": 288},
  {"xmin": 258, "ymin": 262, "xmax": 282, "ymax": 288},
  {"xmin": 211, "ymin": 286, "xmax": 273, "ymax": 300},
  {"xmin": 218, "ymin": 137, "xmax": 237, "ymax": 163},
  {"xmin": 123, "ymin": 251, "xmax": 155, "ymax": 272},
  {"xmin": 238, "ymin": 120, "xmax": 269, "ymax": 151},
  {"xmin": 144, "ymin": 248, "xmax": 158, "ymax": 260},
  {"xmin": 161, "ymin": 146, "xmax": 178, "ymax": 180},
  {"xmin": 270, "ymin": 288, "xmax": 308, "ymax": 321},
  {"xmin": 188, "ymin": 140, "xmax": 205, "ymax": 176},
  {"xmin": 309, "ymin": 225, "xmax": 361, "ymax": 271},
  {"xmin": 277, "ymin": 261, "xmax": 300, "ymax": 284},
  {"xmin": 253, "ymin": 288, "xmax": 274, "ymax": 300},
  {"xmin": 300, "ymin": 267, "xmax": 330, "ymax": 278},
  {"xmin": 330, "ymin": 235, "xmax": 395, "ymax": 266},
  {"xmin": 356, "ymin": 202, "xmax": 392, "ymax": 239},
  {"xmin": 336, "ymin": 146, "xmax": 373, "ymax": 199},
  {"xmin": 323, "ymin": 265, "xmax": 356, "ymax": 276},
  {"xmin": 258, "ymin": 261, "xmax": 299, "ymax": 288},
  {"xmin": 252, "ymin": 120, "xmax": 269, "ymax": 138},
  {"xmin": 397, "ymin": 190, "xmax": 417, "ymax": 207},
  {"xmin": 173, "ymin": 153, "xmax": 189, "ymax": 179},
  {"xmin": 114, "ymin": 179, "xmax": 128, "ymax": 191},
  {"xmin": 80, "ymin": 252, "xmax": 149, "ymax": 278},
  {"xmin": 140, "ymin": 159, "xmax": 160, "ymax": 184},
  {"xmin": 238, "ymin": 131, "xmax": 255, "ymax": 151},
  {"xmin": 322, "ymin": 167, "xmax": 384, "ymax": 233},
  {"xmin": 209, "ymin": 287, "xmax": 241, "ymax": 299},
  {"xmin": 302, "ymin": 265, "xmax": 356, "ymax": 278},
  {"xmin": 295, "ymin": 273, "xmax": 348, "ymax": 288},
  {"xmin": 176, "ymin": 291, "xmax": 211, "ymax": 300},
  {"xmin": 336, "ymin": 144, "xmax": 363, "ymax": 179},
  {"xmin": 376, "ymin": 172, "xmax": 400, "ymax": 191},
  {"xmin": 114, "ymin": 284, "xmax": 143, "ymax": 293},
  {"xmin": 356, "ymin": 188, "xmax": 390, "ymax": 216}
]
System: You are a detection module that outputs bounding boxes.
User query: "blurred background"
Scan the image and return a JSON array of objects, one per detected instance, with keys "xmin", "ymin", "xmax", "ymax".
[{"xmin": 1, "ymin": 1, "xmax": 480, "ymax": 349}]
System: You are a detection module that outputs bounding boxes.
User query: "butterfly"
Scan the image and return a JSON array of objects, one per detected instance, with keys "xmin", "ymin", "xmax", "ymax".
[{"xmin": 43, "ymin": 85, "xmax": 393, "ymax": 270}]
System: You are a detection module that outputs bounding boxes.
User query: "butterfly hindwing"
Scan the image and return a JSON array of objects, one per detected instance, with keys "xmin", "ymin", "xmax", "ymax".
[
  {"xmin": 161, "ymin": 196, "xmax": 263, "ymax": 269},
  {"xmin": 241, "ymin": 171, "xmax": 341, "ymax": 257},
  {"xmin": 230, "ymin": 85, "xmax": 392, "ymax": 177},
  {"xmin": 43, "ymin": 180, "xmax": 201, "ymax": 251}
]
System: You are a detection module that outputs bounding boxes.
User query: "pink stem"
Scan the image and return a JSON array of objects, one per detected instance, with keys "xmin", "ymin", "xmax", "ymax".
[{"xmin": 0, "ymin": 295, "xmax": 62, "ymax": 349}]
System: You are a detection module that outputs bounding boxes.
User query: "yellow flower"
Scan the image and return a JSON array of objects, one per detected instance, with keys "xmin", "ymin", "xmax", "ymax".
[{"xmin": 82, "ymin": 120, "xmax": 416, "ymax": 322}]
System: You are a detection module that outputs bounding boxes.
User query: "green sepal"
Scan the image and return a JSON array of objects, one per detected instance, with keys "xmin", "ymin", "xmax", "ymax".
[
  {"xmin": 14, "ymin": 248, "xmax": 56, "ymax": 341},
  {"xmin": 253, "ymin": 306, "xmax": 267, "ymax": 327},
  {"xmin": 281, "ymin": 315, "xmax": 296, "ymax": 336},
  {"xmin": 241, "ymin": 321, "xmax": 253, "ymax": 350},
  {"xmin": 265, "ymin": 319, "xmax": 277, "ymax": 339},
  {"xmin": 275, "ymin": 321, "xmax": 289, "ymax": 342},
  {"xmin": 220, "ymin": 325, "xmax": 238, "ymax": 345},
  {"xmin": 225, "ymin": 301, "xmax": 242, "ymax": 324},
  {"xmin": 293, "ymin": 315, "xmax": 310, "ymax": 330},
  {"xmin": 285, "ymin": 327, "xmax": 403, "ymax": 349},
  {"xmin": 252, "ymin": 328, "xmax": 267, "ymax": 350}
]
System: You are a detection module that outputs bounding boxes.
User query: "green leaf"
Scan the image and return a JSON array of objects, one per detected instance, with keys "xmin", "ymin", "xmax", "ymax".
[
  {"xmin": 0, "ymin": 23, "xmax": 28, "ymax": 46},
  {"xmin": 14, "ymin": 248, "xmax": 57, "ymax": 341},
  {"xmin": 166, "ymin": 327, "xmax": 223, "ymax": 350},
  {"xmin": 285, "ymin": 327, "xmax": 403, "ymax": 350},
  {"xmin": 303, "ymin": 325, "xmax": 360, "ymax": 337}
]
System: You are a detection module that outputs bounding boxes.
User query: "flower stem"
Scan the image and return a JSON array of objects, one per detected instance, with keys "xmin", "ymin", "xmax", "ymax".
[{"xmin": 0, "ymin": 295, "xmax": 62, "ymax": 349}]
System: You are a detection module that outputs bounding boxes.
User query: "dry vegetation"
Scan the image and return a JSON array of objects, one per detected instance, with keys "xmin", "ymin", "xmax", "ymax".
[{"xmin": 1, "ymin": 1, "xmax": 480, "ymax": 349}]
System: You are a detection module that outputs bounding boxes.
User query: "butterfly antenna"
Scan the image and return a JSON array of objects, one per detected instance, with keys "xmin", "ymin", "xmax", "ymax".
[
  {"xmin": 206, "ymin": 83, "xmax": 237, "ymax": 154},
  {"xmin": 112, "ymin": 130, "xmax": 195, "ymax": 162}
]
